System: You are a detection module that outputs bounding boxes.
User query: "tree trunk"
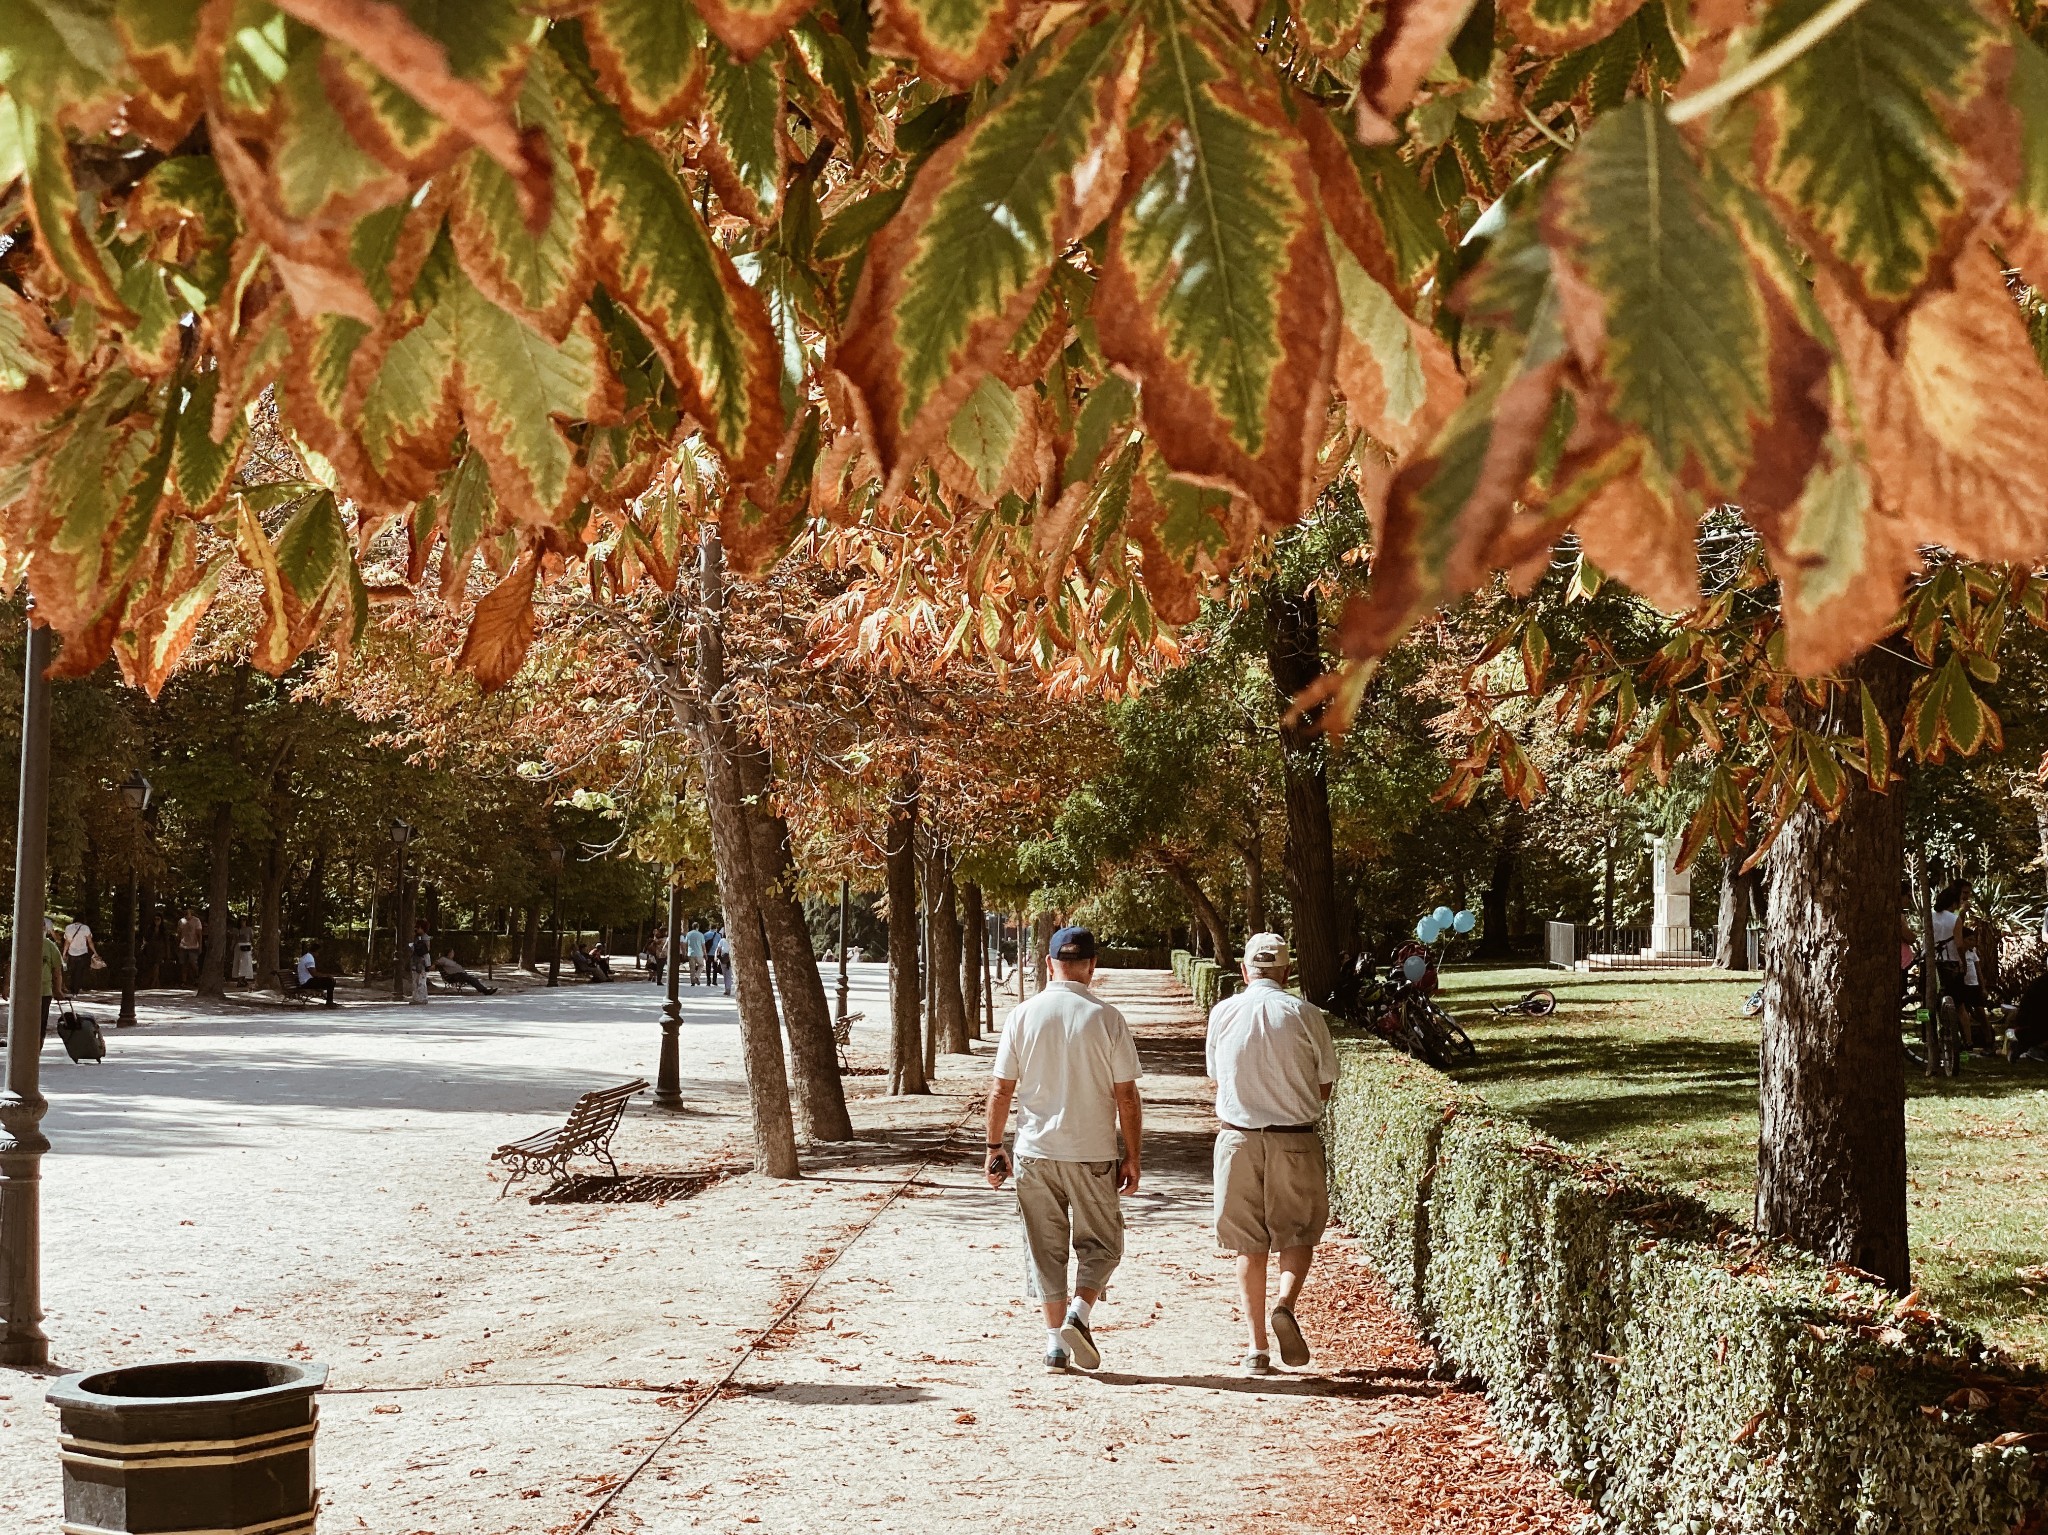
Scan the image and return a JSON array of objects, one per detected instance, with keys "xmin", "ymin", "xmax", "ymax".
[
  {"xmin": 519, "ymin": 903, "xmax": 541, "ymax": 969},
  {"xmin": 255, "ymin": 767, "xmax": 292, "ymax": 992},
  {"xmin": 1264, "ymin": 582, "xmax": 1339, "ymax": 1003},
  {"xmin": 886, "ymin": 778, "xmax": 928, "ymax": 1094},
  {"xmin": 197, "ymin": 801, "xmax": 234, "ymax": 997},
  {"xmin": 930, "ymin": 852, "xmax": 969, "ymax": 1054},
  {"xmin": 1716, "ymin": 839, "xmax": 1760, "ymax": 971},
  {"xmin": 298, "ymin": 845, "xmax": 327, "ymax": 941},
  {"xmin": 1029, "ymin": 910, "xmax": 1054, "ymax": 995},
  {"xmin": 960, "ymin": 881, "xmax": 986, "ymax": 1039},
  {"xmin": 1476, "ymin": 803, "xmax": 1524, "ymax": 961},
  {"xmin": 1239, "ymin": 829, "xmax": 1268, "ymax": 934},
  {"xmin": 1756, "ymin": 649, "xmax": 1912, "ymax": 1291},
  {"xmin": 737, "ymin": 741, "xmax": 854, "ymax": 1142},
  {"xmin": 1157, "ymin": 852, "xmax": 1232, "ymax": 964},
  {"xmin": 682, "ymin": 528, "xmax": 799, "ymax": 1178}
]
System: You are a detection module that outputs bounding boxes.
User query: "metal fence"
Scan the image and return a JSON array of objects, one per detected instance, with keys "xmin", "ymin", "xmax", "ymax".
[{"xmin": 1544, "ymin": 923, "xmax": 1716, "ymax": 968}]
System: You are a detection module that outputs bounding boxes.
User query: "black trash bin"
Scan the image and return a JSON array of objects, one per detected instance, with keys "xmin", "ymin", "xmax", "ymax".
[{"xmin": 47, "ymin": 1357, "xmax": 326, "ymax": 1534}]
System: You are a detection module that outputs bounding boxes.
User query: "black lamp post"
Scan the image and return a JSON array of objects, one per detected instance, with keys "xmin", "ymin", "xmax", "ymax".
[
  {"xmin": 655, "ymin": 866, "xmax": 683, "ymax": 1107},
  {"xmin": 546, "ymin": 841, "xmax": 564, "ymax": 987},
  {"xmin": 835, "ymin": 877, "xmax": 850, "ymax": 1026},
  {"xmin": 116, "ymin": 773, "xmax": 151, "ymax": 1028},
  {"xmin": 389, "ymin": 819, "xmax": 414, "ymax": 1000},
  {"xmin": 0, "ymin": 611, "xmax": 54, "ymax": 1366}
]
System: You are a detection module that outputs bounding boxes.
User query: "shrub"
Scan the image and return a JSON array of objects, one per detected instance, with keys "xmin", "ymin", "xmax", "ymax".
[
  {"xmin": 1171, "ymin": 948, "xmax": 1192, "ymax": 986},
  {"xmin": 1324, "ymin": 1041, "xmax": 2047, "ymax": 1535}
]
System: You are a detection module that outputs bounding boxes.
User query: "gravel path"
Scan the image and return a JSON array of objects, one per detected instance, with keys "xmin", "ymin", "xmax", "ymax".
[{"xmin": 0, "ymin": 966, "xmax": 1582, "ymax": 1533}]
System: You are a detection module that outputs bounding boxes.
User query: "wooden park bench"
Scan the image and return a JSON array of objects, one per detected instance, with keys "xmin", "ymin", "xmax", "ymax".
[
  {"xmin": 490, "ymin": 1079, "xmax": 647, "ymax": 1196},
  {"xmin": 833, "ymin": 1012, "xmax": 863, "ymax": 1071}
]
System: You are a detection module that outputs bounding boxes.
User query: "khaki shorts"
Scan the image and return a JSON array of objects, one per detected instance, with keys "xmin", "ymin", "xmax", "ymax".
[
  {"xmin": 1213, "ymin": 1129, "xmax": 1328, "ymax": 1254},
  {"xmin": 1015, "ymin": 1156, "xmax": 1124, "ymax": 1307}
]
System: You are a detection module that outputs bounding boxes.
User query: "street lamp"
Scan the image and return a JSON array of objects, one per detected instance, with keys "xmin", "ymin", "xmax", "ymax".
[
  {"xmin": 0, "ymin": 611, "xmax": 54, "ymax": 1366},
  {"xmin": 655, "ymin": 864, "xmax": 682, "ymax": 1107},
  {"xmin": 835, "ymin": 877, "xmax": 850, "ymax": 1026},
  {"xmin": 546, "ymin": 841, "xmax": 565, "ymax": 987},
  {"xmin": 389, "ymin": 820, "xmax": 414, "ymax": 1000},
  {"xmin": 116, "ymin": 773, "xmax": 151, "ymax": 1028}
]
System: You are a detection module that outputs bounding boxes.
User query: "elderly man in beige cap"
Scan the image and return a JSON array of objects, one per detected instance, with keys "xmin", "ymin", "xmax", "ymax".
[{"xmin": 1206, "ymin": 931, "xmax": 1338, "ymax": 1375}]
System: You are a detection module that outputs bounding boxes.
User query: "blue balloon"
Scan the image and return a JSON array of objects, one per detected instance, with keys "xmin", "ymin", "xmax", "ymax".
[
  {"xmin": 1452, "ymin": 909, "xmax": 1477, "ymax": 934},
  {"xmin": 1402, "ymin": 954, "xmax": 1429, "ymax": 983},
  {"xmin": 1415, "ymin": 917, "xmax": 1439, "ymax": 943},
  {"xmin": 1432, "ymin": 906, "xmax": 1455, "ymax": 926}
]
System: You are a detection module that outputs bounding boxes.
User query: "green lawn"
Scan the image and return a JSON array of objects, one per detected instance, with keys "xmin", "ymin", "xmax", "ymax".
[{"xmin": 1434, "ymin": 966, "xmax": 2048, "ymax": 1364}]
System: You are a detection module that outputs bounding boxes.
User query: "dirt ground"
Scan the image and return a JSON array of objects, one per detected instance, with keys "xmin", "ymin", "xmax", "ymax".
[{"xmin": 0, "ymin": 967, "xmax": 1583, "ymax": 1533}]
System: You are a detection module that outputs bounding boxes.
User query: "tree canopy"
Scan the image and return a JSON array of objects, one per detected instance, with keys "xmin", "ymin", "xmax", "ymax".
[{"xmin": 10, "ymin": 0, "xmax": 2048, "ymax": 724}]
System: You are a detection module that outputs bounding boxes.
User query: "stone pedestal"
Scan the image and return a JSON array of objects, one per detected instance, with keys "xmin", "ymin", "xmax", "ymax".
[{"xmin": 1650, "ymin": 837, "xmax": 1692, "ymax": 957}]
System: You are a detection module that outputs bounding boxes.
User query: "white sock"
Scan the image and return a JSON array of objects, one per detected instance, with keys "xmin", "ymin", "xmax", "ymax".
[
  {"xmin": 1070, "ymin": 1298, "xmax": 1093, "ymax": 1324},
  {"xmin": 1047, "ymin": 1327, "xmax": 1066, "ymax": 1351}
]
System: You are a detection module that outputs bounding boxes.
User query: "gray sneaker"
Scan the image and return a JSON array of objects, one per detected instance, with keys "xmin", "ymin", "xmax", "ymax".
[
  {"xmin": 1044, "ymin": 1346, "xmax": 1070, "ymax": 1372},
  {"xmin": 1061, "ymin": 1311, "xmax": 1101, "ymax": 1370},
  {"xmin": 1270, "ymin": 1306, "xmax": 1310, "ymax": 1368},
  {"xmin": 1243, "ymin": 1350, "xmax": 1275, "ymax": 1377}
]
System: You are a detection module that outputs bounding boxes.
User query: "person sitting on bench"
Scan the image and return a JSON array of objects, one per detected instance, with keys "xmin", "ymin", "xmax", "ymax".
[
  {"xmin": 294, "ymin": 942, "xmax": 338, "ymax": 1007},
  {"xmin": 571, "ymin": 941, "xmax": 615, "ymax": 982},
  {"xmin": 433, "ymin": 953, "xmax": 498, "ymax": 994}
]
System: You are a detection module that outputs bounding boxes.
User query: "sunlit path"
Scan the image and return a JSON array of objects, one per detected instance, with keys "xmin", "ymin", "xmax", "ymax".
[{"xmin": 0, "ymin": 969, "xmax": 1577, "ymax": 1533}]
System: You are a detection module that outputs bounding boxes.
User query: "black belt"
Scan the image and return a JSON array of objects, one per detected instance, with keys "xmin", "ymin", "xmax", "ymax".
[{"xmin": 1221, "ymin": 1121, "xmax": 1318, "ymax": 1134}]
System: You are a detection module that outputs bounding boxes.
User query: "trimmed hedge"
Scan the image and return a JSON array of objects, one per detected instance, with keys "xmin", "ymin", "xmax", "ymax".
[
  {"xmin": 1170, "ymin": 954, "xmax": 1239, "ymax": 1014},
  {"xmin": 1324, "ymin": 1041, "xmax": 2047, "ymax": 1535}
]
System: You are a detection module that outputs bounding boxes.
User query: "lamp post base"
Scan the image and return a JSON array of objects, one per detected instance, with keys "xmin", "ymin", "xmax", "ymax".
[
  {"xmin": 654, "ymin": 1005, "xmax": 683, "ymax": 1108},
  {"xmin": 0, "ymin": 1091, "xmax": 51, "ymax": 1368}
]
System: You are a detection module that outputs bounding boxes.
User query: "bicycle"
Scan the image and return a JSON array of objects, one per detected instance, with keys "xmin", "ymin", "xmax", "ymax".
[
  {"xmin": 1491, "ymin": 987, "xmax": 1557, "ymax": 1019},
  {"xmin": 1323, "ymin": 951, "xmax": 1476, "ymax": 1070}
]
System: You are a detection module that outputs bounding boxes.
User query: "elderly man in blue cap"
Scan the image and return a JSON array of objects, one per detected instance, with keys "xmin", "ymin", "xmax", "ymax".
[{"xmin": 984, "ymin": 925, "xmax": 1144, "ymax": 1372}]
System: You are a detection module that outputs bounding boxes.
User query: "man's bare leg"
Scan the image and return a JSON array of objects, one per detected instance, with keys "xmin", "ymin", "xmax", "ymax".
[
  {"xmin": 1273, "ymin": 1244, "xmax": 1315, "ymax": 1311},
  {"xmin": 1040, "ymin": 1284, "xmax": 1103, "ymax": 1330},
  {"xmin": 1236, "ymin": 1253, "xmax": 1270, "ymax": 1352}
]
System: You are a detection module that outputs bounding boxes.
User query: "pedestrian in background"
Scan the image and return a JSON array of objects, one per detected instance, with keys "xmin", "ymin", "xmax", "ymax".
[
  {"xmin": 39, "ymin": 918, "xmax": 67, "ymax": 1039},
  {"xmin": 984, "ymin": 925, "xmax": 1143, "ymax": 1372},
  {"xmin": 176, "ymin": 907, "xmax": 203, "ymax": 988},
  {"xmin": 410, "ymin": 920, "xmax": 431, "ymax": 1004},
  {"xmin": 61, "ymin": 915, "xmax": 99, "ymax": 994},
  {"xmin": 1206, "ymin": 932, "xmax": 1338, "ymax": 1376},
  {"xmin": 685, "ymin": 921, "xmax": 706, "ymax": 986}
]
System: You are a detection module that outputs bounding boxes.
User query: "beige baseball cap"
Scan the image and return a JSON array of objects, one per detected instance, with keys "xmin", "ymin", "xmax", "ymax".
[{"xmin": 1243, "ymin": 932, "xmax": 1289, "ymax": 966}]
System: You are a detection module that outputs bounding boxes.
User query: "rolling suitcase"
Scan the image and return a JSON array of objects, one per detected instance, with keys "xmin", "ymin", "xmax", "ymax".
[{"xmin": 56, "ymin": 999, "xmax": 105, "ymax": 1063}]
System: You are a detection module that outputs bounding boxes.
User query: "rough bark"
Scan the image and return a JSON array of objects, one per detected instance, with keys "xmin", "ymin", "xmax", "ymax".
[
  {"xmin": 1477, "ymin": 804, "xmax": 1524, "ymax": 961},
  {"xmin": 1264, "ymin": 582, "xmax": 1339, "ymax": 1002},
  {"xmin": 886, "ymin": 779, "xmax": 928, "ymax": 1094},
  {"xmin": 737, "ymin": 741, "xmax": 853, "ymax": 1141},
  {"xmin": 1029, "ymin": 910, "xmax": 1054, "ymax": 995},
  {"xmin": 1716, "ymin": 842, "xmax": 1760, "ymax": 970},
  {"xmin": 1156, "ymin": 851, "xmax": 1232, "ymax": 963},
  {"xmin": 1239, "ymin": 829, "xmax": 1268, "ymax": 934},
  {"xmin": 1757, "ymin": 649, "xmax": 1912, "ymax": 1291},
  {"xmin": 960, "ymin": 881, "xmax": 986, "ymax": 1039},
  {"xmin": 519, "ymin": 903, "xmax": 541, "ymax": 969},
  {"xmin": 255, "ymin": 765, "xmax": 293, "ymax": 992},
  {"xmin": 682, "ymin": 528, "xmax": 799, "ymax": 1177},
  {"xmin": 929, "ymin": 853, "xmax": 970, "ymax": 1054},
  {"xmin": 197, "ymin": 801, "xmax": 233, "ymax": 996}
]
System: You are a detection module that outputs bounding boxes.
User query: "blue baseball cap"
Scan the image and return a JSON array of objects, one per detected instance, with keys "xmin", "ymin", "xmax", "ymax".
[{"xmin": 1047, "ymin": 926, "xmax": 1097, "ymax": 962}]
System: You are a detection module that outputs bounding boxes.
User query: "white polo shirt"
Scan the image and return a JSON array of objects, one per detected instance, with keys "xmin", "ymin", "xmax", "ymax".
[
  {"xmin": 992, "ymin": 980, "xmax": 1141, "ymax": 1162},
  {"xmin": 1207, "ymin": 978, "xmax": 1337, "ymax": 1129}
]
